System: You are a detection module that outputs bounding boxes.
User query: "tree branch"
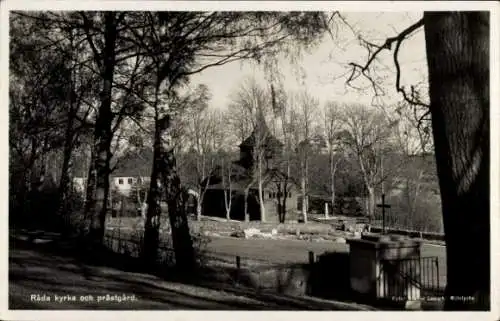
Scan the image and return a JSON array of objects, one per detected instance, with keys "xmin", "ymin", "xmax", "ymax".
[
  {"xmin": 79, "ymin": 12, "xmax": 103, "ymax": 73},
  {"xmin": 346, "ymin": 17, "xmax": 428, "ymax": 108},
  {"xmin": 393, "ymin": 33, "xmax": 430, "ymax": 108}
]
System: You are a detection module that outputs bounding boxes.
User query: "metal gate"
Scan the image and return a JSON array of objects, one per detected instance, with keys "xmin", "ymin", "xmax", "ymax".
[{"xmin": 378, "ymin": 256, "xmax": 441, "ymax": 300}]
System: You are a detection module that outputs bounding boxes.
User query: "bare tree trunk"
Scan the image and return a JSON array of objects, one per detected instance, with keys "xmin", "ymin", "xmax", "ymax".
[
  {"xmin": 281, "ymin": 161, "xmax": 290, "ymax": 223},
  {"xmin": 300, "ymin": 156, "xmax": 308, "ymax": 223},
  {"xmin": 197, "ymin": 175, "xmax": 211, "ymax": 221},
  {"xmin": 196, "ymin": 197, "xmax": 202, "ymax": 221},
  {"xmin": 195, "ymin": 153, "xmax": 204, "ymax": 221},
  {"xmin": 257, "ymin": 157, "xmax": 266, "ymax": 222},
  {"xmin": 424, "ymin": 12, "xmax": 490, "ymax": 310},
  {"xmin": 244, "ymin": 188, "xmax": 250, "ymax": 222},
  {"xmin": 330, "ymin": 155, "xmax": 339, "ymax": 218},
  {"xmin": 223, "ymin": 160, "xmax": 232, "ymax": 221},
  {"xmin": 136, "ymin": 178, "xmax": 148, "ymax": 218},
  {"xmin": 224, "ymin": 190, "xmax": 231, "ymax": 220},
  {"xmin": 367, "ymin": 186, "xmax": 375, "ymax": 218},
  {"xmin": 279, "ymin": 182, "xmax": 289, "ymax": 224},
  {"xmin": 83, "ymin": 12, "xmax": 118, "ymax": 247},
  {"xmin": 276, "ymin": 182, "xmax": 283, "ymax": 223}
]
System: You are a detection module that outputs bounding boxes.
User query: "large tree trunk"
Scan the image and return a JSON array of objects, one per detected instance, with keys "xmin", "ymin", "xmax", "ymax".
[
  {"xmin": 424, "ymin": 12, "xmax": 490, "ymax": 310},
  {"xmin": 161, "ymin": 149, "xmax": 196, "ymax": 276},
  {"xmin": 83, "ymin": 13, "xmax": 118, "ymax": 246},
  {"xmin": 57, "ymin": 25, "xmax": 77, "ymax": 229},
  {"xmin": 57, "ymin": 107, "xmax": 76, "ymax": 231},
  {"xmin": 157, "ymin": 115, "xmax": 196, "ymax": 275},
  {"xmin": 143, "ymin": 135, "xmax": 163, "ymax": 269}
]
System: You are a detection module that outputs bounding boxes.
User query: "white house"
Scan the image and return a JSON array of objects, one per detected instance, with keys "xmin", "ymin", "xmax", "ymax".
[{"xmin": 72, "ymin": 176, "xmax": 151, "ymax": 197}]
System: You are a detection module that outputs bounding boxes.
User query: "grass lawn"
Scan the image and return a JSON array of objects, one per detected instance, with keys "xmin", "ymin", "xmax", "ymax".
[{"xmin": 105, "ymin": 217, "xmax": 447, "ymax": 290}]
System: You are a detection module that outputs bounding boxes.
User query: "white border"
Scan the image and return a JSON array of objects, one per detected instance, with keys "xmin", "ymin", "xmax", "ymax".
[
  {"xmin": 2, "ymin": 1, "xmax": 500, "ymax": 12},
  {"xmin": 1, "ymin": 1, "xmax": 499, "ymax": 321}
]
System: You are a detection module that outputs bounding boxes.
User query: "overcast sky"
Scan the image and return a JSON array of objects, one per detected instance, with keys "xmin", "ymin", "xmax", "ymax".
[{"xmin": 189, "ymin": 11, "xmax": 428, "ymax": 110}]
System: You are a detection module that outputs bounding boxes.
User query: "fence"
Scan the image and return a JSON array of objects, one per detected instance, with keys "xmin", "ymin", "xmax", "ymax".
[
  {"xmin": 377, "ymin": 256, "xmax": 442, "ymax": 301},
  {"xmin": 103, "ymin": 230, "xmax": 281, "ymax": 271},
  {"xmin": 103, "ymin": 231, "xmax": 327, "ymax": 296},
  {"xmin": 369, "ymin": 226, "xmax": 444, "ymax": 241},
  {"xmin": 309, "ymin": 216, "xmax": 445, "ymax": 242}
]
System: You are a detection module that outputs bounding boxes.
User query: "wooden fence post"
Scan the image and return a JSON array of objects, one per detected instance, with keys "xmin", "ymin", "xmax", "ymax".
[
  {"xmin": 235, "ymin": 256, "xmax": 241, "ymax": 285},
  {"xmin": 308, "ymin": 251, "xmax": 316, "ymax": 265}
]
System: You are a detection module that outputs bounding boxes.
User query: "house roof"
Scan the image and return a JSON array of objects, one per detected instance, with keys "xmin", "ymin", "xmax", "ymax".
[
  {"xmin": 239, "ymin": 129, "xmax": 284, "ymax": 149},
  {"xmin": 205, "ymin": 167, "xmax": 298, "ymax": 192}
]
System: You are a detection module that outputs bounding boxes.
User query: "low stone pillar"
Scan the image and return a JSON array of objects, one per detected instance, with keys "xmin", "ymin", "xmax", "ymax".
[{"xmin": 347, "ymin": 234, "xmax": 423, "ymax": 308}]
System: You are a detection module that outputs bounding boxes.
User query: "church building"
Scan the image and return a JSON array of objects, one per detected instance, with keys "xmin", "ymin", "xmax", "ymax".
[{"xmin": 200, "ymin": 111, "xmax": 299, "ymax": 222}]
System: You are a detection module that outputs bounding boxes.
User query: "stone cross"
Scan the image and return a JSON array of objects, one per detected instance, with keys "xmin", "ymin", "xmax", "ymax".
[{"xmin": 376, "ymin": 193, "xmax": 391, "ymax": 234}]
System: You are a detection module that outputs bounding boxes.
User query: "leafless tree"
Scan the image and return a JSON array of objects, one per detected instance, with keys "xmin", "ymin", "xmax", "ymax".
[
  {"xmin": 322, "ymin": 101, "xmax": 346, "ymax": 216},
  {"xmin": 293, "ymin": 90, "xmax": 320, "ymax": 223},
  {"xmin": 183, "ymin": 85, "xmax": 215, "ymax": 220},
  {"xmin": 273, "ymin": 84, "xmax": 296, "ymax": 223},
  {"xmin": 220, "ymin": 154, "xmax": 233, "ymax": 221},
  {"xmin": 338, "ymin": 103, "xmax": 395, "ymax": 217}
]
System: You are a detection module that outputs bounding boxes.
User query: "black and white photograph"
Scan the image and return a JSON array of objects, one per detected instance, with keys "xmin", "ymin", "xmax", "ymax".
[{"xmin": 2, "ymin": 1, "xmax": 498, "ymax": 319}]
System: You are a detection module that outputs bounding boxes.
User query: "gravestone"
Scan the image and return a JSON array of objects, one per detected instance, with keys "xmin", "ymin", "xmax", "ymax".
[{"xmin": 347, "ymin": 234, "xmax": 423, "ymax": 309}]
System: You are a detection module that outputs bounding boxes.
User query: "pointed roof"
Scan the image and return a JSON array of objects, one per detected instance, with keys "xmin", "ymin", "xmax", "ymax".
[{"xmin": 239, "ymin": 109, "xmax": 283, "ymax": 149}]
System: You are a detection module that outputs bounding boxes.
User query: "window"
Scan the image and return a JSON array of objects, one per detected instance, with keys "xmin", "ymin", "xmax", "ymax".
[
  {"xmin": 288, "ymin": 192, "xmax": 292, "ymax": 197},
  {"xmin": 137, "ymin": 177, "xmax": 142, "ymax": 184},
  {"xmin": 269, "ymin": 192, "xmax": 272, "ymax": 198},
  {"xmin": 118, "ymin": 179, "xmax": 123, "ymax": 185},
  {"xmin": 272, "ymin": 192, "xmax": 276, "ymax": 198},
  {"xmin": 128, "ymin": 178, "xmax": 133, "ymax": 184}
]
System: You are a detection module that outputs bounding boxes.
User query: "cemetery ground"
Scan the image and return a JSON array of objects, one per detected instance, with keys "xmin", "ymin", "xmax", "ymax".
[
  {"xmin": 106, "ymin": 215, "xmax": 447, "ymax": 283},
  {"xmin": 9, "ymin": 214, "xmax": 447, "ymax": 311}
]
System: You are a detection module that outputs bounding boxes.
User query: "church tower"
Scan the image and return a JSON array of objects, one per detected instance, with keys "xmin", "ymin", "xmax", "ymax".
[{"xmin": 237, "ymin": 108, "xmax": 283, "ymax": 172}]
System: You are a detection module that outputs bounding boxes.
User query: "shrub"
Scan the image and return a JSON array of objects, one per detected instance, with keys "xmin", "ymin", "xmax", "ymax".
[
  {"xmin": 333, "ymin": 196, "xmax": 365, "ymax": 217},
  {"xmin": 191, "ymin": 226, "xmax": 212, "ymax": 267},
  {"xmin": 386, "ymin": 193, "xmax": 443, "ymax": 233}
]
